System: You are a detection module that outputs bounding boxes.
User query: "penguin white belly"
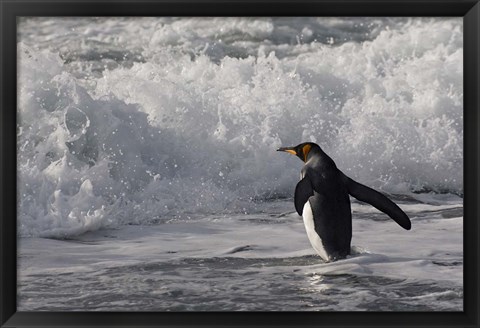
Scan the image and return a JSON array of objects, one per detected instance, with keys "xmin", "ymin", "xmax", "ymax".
[{"xmin": 302, "ymin": 201, "xmax": 329, "ymax": 262}]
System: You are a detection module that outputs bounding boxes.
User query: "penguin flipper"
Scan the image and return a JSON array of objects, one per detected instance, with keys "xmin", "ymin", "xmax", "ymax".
[
  {"xmin": 342, "ymin": 173, "xmax": 411, "ymax": 230},
  {"xmin": 294, "ymin": 176, "xmax": 314, "ymax": 216}
]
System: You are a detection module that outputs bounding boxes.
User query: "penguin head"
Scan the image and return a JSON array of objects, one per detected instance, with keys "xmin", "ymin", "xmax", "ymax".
[{"xmin": 277, "ymin": 142, "xmax": 318, "ymax": 162}]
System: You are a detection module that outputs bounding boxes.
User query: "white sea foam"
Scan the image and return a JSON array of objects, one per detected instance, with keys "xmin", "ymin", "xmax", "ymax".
[
  {"xmin": 17, "ymin": 17, "xmax": 462, "ymax": 237},
  {"xmin": 17, "ymin": 203, "xmax": 463, "ymax": 311}
]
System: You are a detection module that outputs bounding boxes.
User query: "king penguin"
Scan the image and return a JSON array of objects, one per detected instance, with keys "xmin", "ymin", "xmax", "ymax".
[{"xmin": 278, "ymin": 142, "xmax": 411, "ymax": 262}]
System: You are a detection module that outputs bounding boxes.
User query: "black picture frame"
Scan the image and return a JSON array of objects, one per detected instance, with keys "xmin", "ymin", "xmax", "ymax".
[{"xmin": 1, "ymin": 0, "xmax": 479, "ymax": 327}]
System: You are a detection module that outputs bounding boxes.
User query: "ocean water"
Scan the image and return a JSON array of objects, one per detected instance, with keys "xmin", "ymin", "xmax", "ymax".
[{"xmin": 17, "ymin": 17, "xmax": 463, "ymax": 311}]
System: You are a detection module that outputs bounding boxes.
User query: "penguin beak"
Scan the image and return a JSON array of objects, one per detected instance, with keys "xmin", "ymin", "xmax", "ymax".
[{"xmin": 277, "ymin": 147, "xmax": 297, "ymax": 155}]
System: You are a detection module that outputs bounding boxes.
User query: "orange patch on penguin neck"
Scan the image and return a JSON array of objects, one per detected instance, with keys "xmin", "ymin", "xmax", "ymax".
[{"xmin": 302, "ymin": 144, "xmax": 312, "ymax": 162}]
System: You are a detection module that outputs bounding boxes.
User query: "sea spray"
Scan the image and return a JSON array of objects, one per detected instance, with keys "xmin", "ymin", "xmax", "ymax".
[{"xmin": 17, "ymin": 17, "xmax": 462, "ymax": 237}]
